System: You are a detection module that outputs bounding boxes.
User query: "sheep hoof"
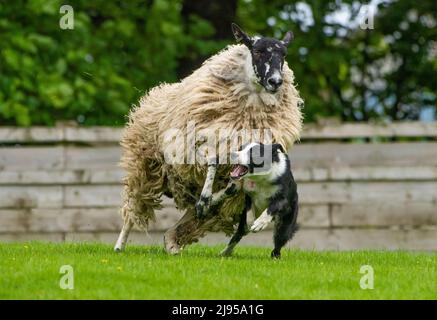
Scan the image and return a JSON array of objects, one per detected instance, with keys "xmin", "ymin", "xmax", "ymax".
[
  {"xmin": 164, "ymin": 232, "xmax": 181, "ymax": 255},
  {"xmin": 166, "ymin": 243, "xmax": 181, "ymax": 255},
  {"xmin": 195, "ymin": 196, "xmax": 211, "ymax": 219}
]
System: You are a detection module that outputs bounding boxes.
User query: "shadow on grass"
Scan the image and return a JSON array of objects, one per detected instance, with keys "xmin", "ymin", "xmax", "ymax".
[
  {"xmin": 7, "ymin": 241, "xmax": 305, "ymax": 262},
  {"xmin": 118, "ymin": 244, "xmax": 273, "ymax": 261}
]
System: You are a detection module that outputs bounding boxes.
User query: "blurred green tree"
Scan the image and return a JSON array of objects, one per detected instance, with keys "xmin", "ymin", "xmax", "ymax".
[
  {"xmin": 0, "ymin": 0, "xmax": 435, "ymax": 126},
  {"xmin": 237, "ymin": 0, "xmax": 437, "ymax": 122},
  {"xmin": 0, "ymin": 0, "xmax": 188, "ymax": 125}
]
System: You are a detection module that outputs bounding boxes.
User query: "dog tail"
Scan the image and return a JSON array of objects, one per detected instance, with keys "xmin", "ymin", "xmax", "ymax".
[{"xmin": 289, "ymin": 223, "xmax": 300, "ymax": 240}]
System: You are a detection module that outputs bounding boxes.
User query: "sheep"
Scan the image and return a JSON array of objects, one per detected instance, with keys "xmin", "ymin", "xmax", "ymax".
[{"xmin": 114, "ymin": 24, "xmax": 303, "ymax": 254}]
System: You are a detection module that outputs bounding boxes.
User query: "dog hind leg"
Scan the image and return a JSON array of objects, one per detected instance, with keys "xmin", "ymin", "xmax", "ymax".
[
  {"xmin": 220, "ymin": 196, "xmax": 251, "ymax": 257},
  {"xmin": 271, "ymin": 198, "xmax": 299, "ymax": 259}
]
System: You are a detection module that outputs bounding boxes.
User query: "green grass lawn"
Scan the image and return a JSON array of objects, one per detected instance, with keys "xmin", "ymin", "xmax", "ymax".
[{"xmin": 1, "ymin": 242, "xmax": 436, "ymax": 299}]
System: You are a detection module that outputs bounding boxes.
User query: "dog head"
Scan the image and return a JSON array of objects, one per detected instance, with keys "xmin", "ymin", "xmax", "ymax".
[{"xmin": 230, "ymin": 142, "xmax": 287, "ymax": 180}]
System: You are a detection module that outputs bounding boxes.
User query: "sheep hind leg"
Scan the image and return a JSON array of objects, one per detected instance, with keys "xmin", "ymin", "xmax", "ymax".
[
  {"xmin": 164, "ymin": 207, "xmax": 214, "ymax": 255},
  {"xmin": 163, "ymin": 230, "xmax": 180, "ymax": 255},
  {"xmin": 114, "ymin": 218, "xmax": 133, "ymax": 252},
  {"xmin": 164, "ymin": 211, "xmax": 194, "ymax": 255}
]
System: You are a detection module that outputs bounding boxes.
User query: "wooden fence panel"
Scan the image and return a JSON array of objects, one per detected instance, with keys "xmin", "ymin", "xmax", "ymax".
[
  {"xmin": 0, "ymin": 186, "xmax": 63, "ymax": 208},
  {"xmin": 302, "ymin": 121, "xmax": 437, "ymax": 139},
  {"xmin": 2, "ymin": 121, "xmax": 437, "ymax": 143},
  {"xmin": 292, "ymin": 142, "xmax": 437, "ymax": 167},
  {"xmin": 0, "ymin": 147, "xmax": 64, "ymax": 170},
  {"xmin": 1, "ymin": 123, "xmax": 437, "ymax": 250}
]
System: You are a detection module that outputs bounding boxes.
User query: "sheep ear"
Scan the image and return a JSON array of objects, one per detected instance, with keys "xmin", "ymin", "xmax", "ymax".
[
  {"xmin": 273, "ymin": 143, "xmax": 285, "ymax": 153},
  {"xmin": 231, "ymin": 23, "xmax": 253, "ymax": 48},
  {"xmin": 281, "ymin": 31, "xmax": 294, "ymax": 46}
]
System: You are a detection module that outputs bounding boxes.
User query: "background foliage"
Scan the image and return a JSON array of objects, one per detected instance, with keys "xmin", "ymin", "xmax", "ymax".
[{"xmin": 0, "ymin": 0, "xmax": 436, "ymax": 126}]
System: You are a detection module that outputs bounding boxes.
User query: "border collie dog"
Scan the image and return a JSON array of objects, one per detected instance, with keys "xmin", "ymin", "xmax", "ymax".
[{"xmin": 196, "ymin": 143, "xmax": 299, "ymax": 258}]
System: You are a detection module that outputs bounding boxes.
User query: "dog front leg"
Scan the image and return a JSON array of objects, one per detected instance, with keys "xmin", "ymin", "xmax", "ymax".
[
  {"xmin": 220, "ymin": 195, "xmax": 251, "ymax": 257},
  {"xmin": 250, "ymin": 199, "xmax": 288, "ymax": 232}
]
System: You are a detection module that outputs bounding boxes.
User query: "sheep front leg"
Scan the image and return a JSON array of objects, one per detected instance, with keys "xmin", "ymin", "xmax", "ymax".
[
  {"xmin": 196, "ymin": 165, "xmax": 241, "ymax": 218},
  {"xmin": 195, "ymin": 162, "xmax": 218, "ymax": 218}
]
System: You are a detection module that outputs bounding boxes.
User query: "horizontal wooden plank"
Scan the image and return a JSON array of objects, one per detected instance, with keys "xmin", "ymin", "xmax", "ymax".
[
  {"xmin": 2, "ymin": 122, "xmax": 437, "ymax": 143},
  {"xmin": 292, "ymin": 142, "xmax": 437, "ymax": 167},
  {"xmin": 0, "ymin": 146, "xmax": 64, "ymax": 170},
  {"xmin": 2, "ymin": 180, "xmax": 436, "ymax": 209},
  {"xmin": 0, "ymin": 209, "xmax": 127, "ymax": 233},
  {"xmin": 0, "ymin": 127, "xmax": 64, "ymax": 143},
  {"xmin": 293, "ymin": 166, "xmax": 437, "ymax": 181},
  {"xmin": 64, "ymin": 146, "xmax": 121, "ymax": 169},
  {"xmin": 0, "ymin": 146, "xmax": 120, "ymax": 171},
  {"xmin": 0, "ymin": 127, "xmax": 122, "ymax": 143},
  {"xmin": 322, "ymin": 166, "xmax": 437, "ymax": 181},
  {"xmin": 65, "ymin": 181, "xmax": 437, "ymax": 208},
  {"xmin": 303, "ymin": 121, "xmax": 437, "ymax": 139},
  {"xmin": 64, "ymin": 127, "xmax": 122, "ymax": 143},
  {"xmin": 0, "ymin": 170, "xmax": 124, "ymax": 184},
  {"xmin": 64, "ymin": 186, "xmax": 175, "ymax": 208},
  {"xmin": 3, "ymin": 143, "xmax": 437, "ymax": 171},
  {"xmin": 64, "ymin": 185, "xmax": 122, "ymax": 207},
  {"xmin": 299, "ymin": 181, "xmax": 437, "ymax": 204},
  {"xmin": 0, "ymin": 186, "xmax": 63, "ymax": 208},
  {"xmin": 0, "ymin": 210, "xmax": 28, "ymax": 232},
  {"xmin": 295, "ymin": 205, "xmax": 330, "ymax": 227},
  {"xmin": 2, "ymin": 166, "xmax": 437, "ymax": 185},
  {"xmin": 331, "ymin": 203, "xmax": 437, "ymax": 227},
  {"xmin": 0, "ymin": 232, "xmax": 65, "ymax": 242},
  {"xmin": 403, "ymin": 229, "xmax": 437, "ymax": 251},
  {"xmin": 2, "ymin": 229, "xmax": 437, "ymax": 250},
  {"xmin": 0, "ymin": 208, "xmax": 173, "ymax": 233},
  {"xmin": 0, "ymin": 204, "xmax": 331, "ymax": 234}
]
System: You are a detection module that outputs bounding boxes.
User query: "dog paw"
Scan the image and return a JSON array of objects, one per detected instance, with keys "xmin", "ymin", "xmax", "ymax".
[
  {"xmin": 219, "ymin": 247, "xmax": 234, "ymax": 257},
  {"xmin": 271, "ymin": 250, "xmax": 281, "ymax": 259},
  {"xmin": 195, "ymin": 196, "xmax": 211, "ymax": 218},
  {"xmin": 250, "ymin": 213, "xmax": 273, "ymax": 232}
]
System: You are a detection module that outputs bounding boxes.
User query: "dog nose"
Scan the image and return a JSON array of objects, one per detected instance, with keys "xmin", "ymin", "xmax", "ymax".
[
  {"xmin": 267, "ymin": 77, "xmax": 283, "ymax": 89},
  {"xmin": 230, "ymin": 152, "xmax": 239, "ymax": 163}
]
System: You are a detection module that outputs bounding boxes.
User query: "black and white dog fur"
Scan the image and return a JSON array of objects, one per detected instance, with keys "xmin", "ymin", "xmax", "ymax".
[{"xmin": 196, "ymin": 143, "xmax": 299, "ymax": 258}]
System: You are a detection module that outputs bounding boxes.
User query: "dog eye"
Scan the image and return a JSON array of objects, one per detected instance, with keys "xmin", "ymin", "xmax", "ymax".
[{"xmin": 253, "ymin": 50, "xmax": 262, "ymax": 58}]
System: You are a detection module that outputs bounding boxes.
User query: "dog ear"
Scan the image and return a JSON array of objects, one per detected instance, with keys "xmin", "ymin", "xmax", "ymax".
[
  {"xmin": 273, "ymin": 143, "xmax": 285, "ymax": 153},
  {"xmin": 231, "ymin": 23, "xmax": 253, "ymax": 48},
  {"xmin": 281, "ymin": 31, "xmax": 294, "ymax": 46}
]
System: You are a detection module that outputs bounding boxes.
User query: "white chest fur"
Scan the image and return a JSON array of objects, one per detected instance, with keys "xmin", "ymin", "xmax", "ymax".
[{"xmin": 243, "ymin": 178, "xmax": 278, "ymax": 218}]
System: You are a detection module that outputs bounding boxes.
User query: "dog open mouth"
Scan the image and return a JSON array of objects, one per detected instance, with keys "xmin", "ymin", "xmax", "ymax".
[{"xmin": 230, "ymin": 164, "xmax": 249, "ymax": 180}]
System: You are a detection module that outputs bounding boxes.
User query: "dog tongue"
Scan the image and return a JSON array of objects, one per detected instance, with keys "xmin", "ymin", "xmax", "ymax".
[{"xmin": 230, "ymin": 165, "xmax": 247, "ymax": 178}]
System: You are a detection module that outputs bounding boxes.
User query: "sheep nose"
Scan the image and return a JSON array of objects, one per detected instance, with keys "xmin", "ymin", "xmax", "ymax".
[{"xmin": 268, "ymin": 77, "xmax": 283, "ymax": 88}]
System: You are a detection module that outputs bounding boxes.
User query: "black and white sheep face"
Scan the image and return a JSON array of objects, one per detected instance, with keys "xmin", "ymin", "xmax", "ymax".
[{"xmin": 232, "ymin": 23, "xmax": 293, "ymax": 93}]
